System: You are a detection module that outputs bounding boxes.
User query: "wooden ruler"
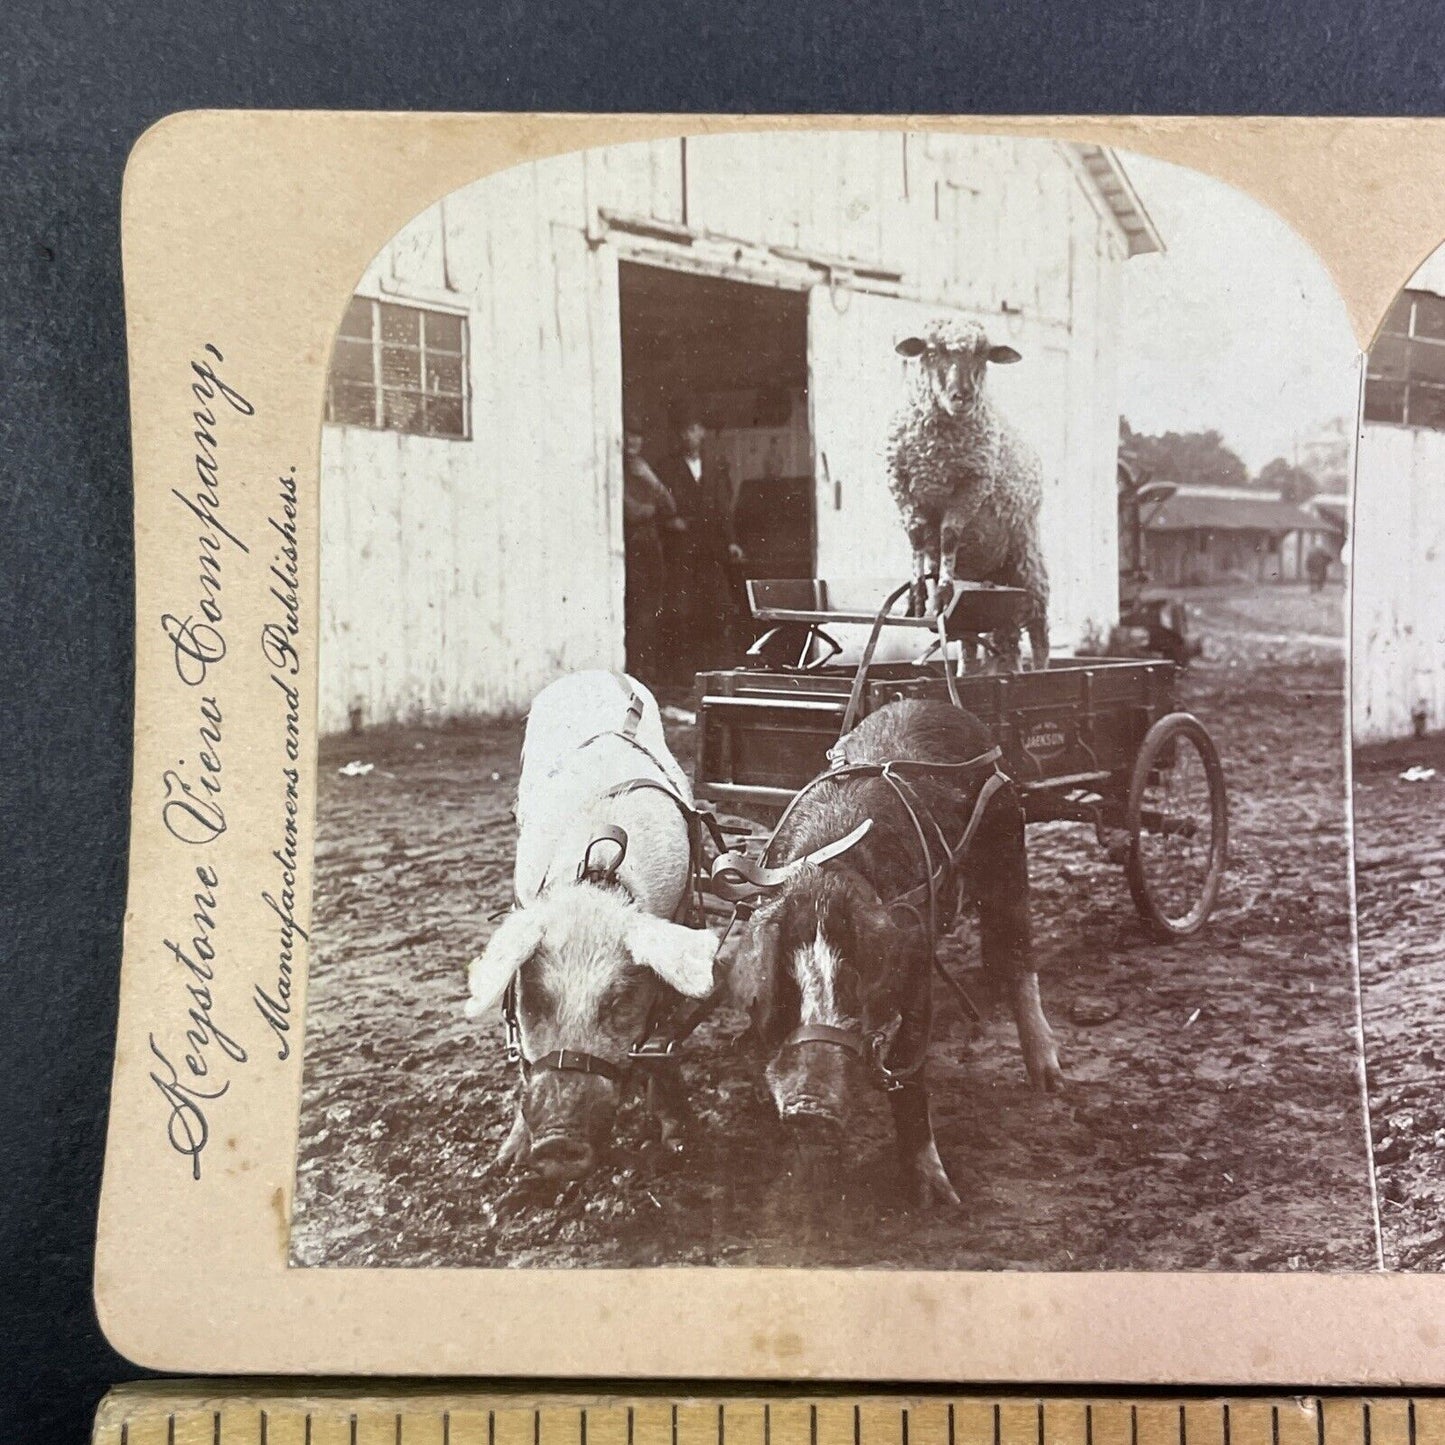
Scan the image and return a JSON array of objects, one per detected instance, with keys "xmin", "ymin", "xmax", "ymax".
[{"xmin": 92, "ymin": 1389, "xmax": 1441, "ymax": 1445}]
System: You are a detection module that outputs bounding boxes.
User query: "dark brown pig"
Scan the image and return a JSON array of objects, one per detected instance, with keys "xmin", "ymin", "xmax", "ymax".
[{"xmin": 730, "ymin": 698, "xmax": 1063, "ymax": 1205}]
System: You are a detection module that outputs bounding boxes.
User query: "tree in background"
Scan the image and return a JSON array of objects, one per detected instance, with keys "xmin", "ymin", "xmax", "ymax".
[
  {"xmin": 1119, "ymin": 418, "xmax": 1249, "ymax": 490},
  {"xmin": 1256, "ymin": 456, "xmax": 1319, "ymax": 504}
]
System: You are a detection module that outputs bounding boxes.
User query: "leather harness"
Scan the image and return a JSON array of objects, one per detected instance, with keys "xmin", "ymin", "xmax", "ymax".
[
  {"xmin": 496, "ymin": 628, "xmax": 1013, "ymax": 1096},
  {"xmin": 710, "ymin": 744, "xmax": 1008, "ymax": 1091},
  {"xmin": 500, "ymin": 675, "xmax": 729, "ymax": 1087}
]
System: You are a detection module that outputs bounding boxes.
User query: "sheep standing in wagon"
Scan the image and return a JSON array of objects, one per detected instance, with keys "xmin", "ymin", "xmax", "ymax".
[{"xmin": 884, "ymin": 317, "xmax": 1050, "ymax": 670}]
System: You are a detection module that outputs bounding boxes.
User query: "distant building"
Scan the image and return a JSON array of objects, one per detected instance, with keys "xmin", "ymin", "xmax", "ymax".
[
  {"xmin": 1354, "ymin": 251, "xmax": 1445, "ymax": 741},
  {"xmin": 1140, "ymin": 484, "xmax": 1340, "ymax": 587},
  {"xmin": 1306, "ymin": 492, "xmax": 1350, "ymax": 553}
]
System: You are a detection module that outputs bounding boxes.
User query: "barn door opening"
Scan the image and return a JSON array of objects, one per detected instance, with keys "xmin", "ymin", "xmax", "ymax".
[{"xmin": 618, "ymin": 260, "xmax": 811, "ymax": 684}]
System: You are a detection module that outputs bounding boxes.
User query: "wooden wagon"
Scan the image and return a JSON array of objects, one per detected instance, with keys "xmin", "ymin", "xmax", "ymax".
[{"xmin": 691, "ymin": 579, "xmax": 1228, "ymax": 939}]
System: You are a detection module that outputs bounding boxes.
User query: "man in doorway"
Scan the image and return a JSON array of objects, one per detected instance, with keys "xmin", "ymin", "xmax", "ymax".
[
  {"xmin": 1306, "ymin": 543, "xmax": 1332, "ymax": 593},
  {"xmin": 655, "ymin": 404, "xmax": 747, "ymax": 681},
  {"xmin": 622, "ymin": 416, "xmax": 681, "ymax": 684}
]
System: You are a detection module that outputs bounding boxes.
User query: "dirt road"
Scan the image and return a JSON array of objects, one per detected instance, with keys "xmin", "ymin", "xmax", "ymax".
[
  {"xmin": 291, "ymin": 583, "xmax": 1377, "ymax": 1270},
  {"xmin": 1354, "ymin": 729, "xmax": 1445, "ymax": 1268}
]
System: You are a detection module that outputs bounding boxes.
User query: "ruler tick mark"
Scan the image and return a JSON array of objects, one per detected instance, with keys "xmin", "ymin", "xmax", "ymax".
[
  {"xmin": 584, "ymin": 1407, "xmax": 590, "ymax": 1445},
  {"xmin": 1316, "ymin": 1399, "xmax": 1325, "ymax": 1445},
  {"xmin": 1224, "ymin": 1402, "xmax": 1232, "ymax": 1445},
  {"xmin": 351, "ymin": 1411, "xmax": 359, "ymax": 1445},
  {"xmin": 1086, "ymin": 1404, "xmax": 1094, "ymax": 1445},
  {"xmin": 397, "ymin": 1411, "xmax": 404, "ymax": 1445},
  {"xmin": 1272, "ymin": 1407, "xmax": 1279, "ymax": 1445},
  {"xmin": 445, "ymin": 1411, "xmax": 452, "ymax": 1445},
  {"xmin": 811, "ymin": 1405, "xmax": 818, "ymax": 1445},
  {"xmin": 1364, "ymin": 1402, "xmax": 1372, "ymax": 1445},
  {"xmin": 947, "ymin": 1404, "xmax": 955, "ymax": 1445},
  {"xmin": 1037, "ymin": 1401, "xmax": 1045, "ymax": 1445},
  {"xmin": 765, "ymin": 1404, "xmax": 771, "ymax": 1445},
  {"xmin": 854, "ymin": 1403, "xmax": 862, "ymax": 1445},
  {"xmin": 672, "ymin": 1404, "xmax": 679, "ymax": 1445},
  {"xmin": 717, "ymin": 1402, "xmax": 724, "ymax": 1445},
  {"xmin": 490, "ymin": 1410, "xmax": 497, "ymax": 1445},
  {"xmin": 1410, "ymin": 1401, "xmax": 1419, "ymax": 1445},
  {"xmin": 993, "ymin": 1403, "xmax": 1001, "ymax": 1445},
  {"xmin": 1179, "ymin": 1404, "xmax": 1188, "ymax": 1445},
  {"xmin": 1131, "ymin": 1406, "xmax": 1138, "ymax": 1445}
]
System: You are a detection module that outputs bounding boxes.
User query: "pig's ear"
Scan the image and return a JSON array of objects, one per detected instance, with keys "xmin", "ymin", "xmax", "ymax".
[
  {"xmin": 464, "ymin": 910, "xmax": 544, "ymax": 1020},
  {"xmin": 728, "ymin": 903, "xmax": 783, "ymax": 1019},
  {"xmin": 625, "ymin": 914, "xmax": 719, "ymax": 999},
  {"xmin": 895, "ymin": 335, "xmax": 927, "ymax": 358},
  {"xmin": 987, "ymin": 344, "xmax": 1022, "ymax": 365}
]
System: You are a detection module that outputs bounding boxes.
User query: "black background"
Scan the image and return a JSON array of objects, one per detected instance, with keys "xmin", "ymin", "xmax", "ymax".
[{"xmin": 3, "ymin": 1, "xmax": 1444, "ymax": 1440}]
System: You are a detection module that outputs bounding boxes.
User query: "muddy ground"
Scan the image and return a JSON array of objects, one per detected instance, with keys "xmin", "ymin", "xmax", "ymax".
[
  {"xmin": 291, "ymin": 581, "xmax": 1379, "ymax": 1270},
  {"xmin": 1354, "ymin": 728, "xmax": 1445, "ymax": 1269}
]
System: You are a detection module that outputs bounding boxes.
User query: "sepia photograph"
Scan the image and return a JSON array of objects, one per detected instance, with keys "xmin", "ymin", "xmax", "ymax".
[
  {"xmin": 1352, "ymin": 242, "xmax": 1445, "ymax": 1269},
  {"xmin": 287, "ymin": 131, "xmax": 1373, "ymax": 1272}
]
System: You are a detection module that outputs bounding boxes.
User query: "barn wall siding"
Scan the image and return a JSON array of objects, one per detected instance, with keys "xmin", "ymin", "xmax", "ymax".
[
  {"xmin": 320, "ymin": 134, "xmax": 1134, "ymax": 728},
  {"xmin": 1353, "ymin": 424, "xmax": 1445, "ymax": 742}
]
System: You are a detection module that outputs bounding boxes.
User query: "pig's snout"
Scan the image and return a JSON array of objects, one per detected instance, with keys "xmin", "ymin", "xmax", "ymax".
[
  {"xmin": 766, "ymin": 1039, "xmax": 856, "ymax": 1135},
  {"xmin": 520, "ymin": 1070, "xmax": 616, "ymax": 1179},
  {"xmin": 528, "ymin": 1133, "xmax": 597, "ymax": 1181}
]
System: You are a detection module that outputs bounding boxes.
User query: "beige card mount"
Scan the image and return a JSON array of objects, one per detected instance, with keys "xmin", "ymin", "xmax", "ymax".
[{"xmin": 97, "ymin": 111, "xmax": 1445, "ymax": 1381}]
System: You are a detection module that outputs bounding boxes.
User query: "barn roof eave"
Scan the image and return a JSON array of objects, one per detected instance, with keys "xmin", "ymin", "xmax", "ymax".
[{"xmin": 1074, "ymin": 144, "xmax": 1165, "ymax": 258}]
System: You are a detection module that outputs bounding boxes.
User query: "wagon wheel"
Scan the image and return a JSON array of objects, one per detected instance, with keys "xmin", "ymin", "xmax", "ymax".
[{"xmin": 1124, "ymin": 712, "xmax": 1228, "ymax": 939}]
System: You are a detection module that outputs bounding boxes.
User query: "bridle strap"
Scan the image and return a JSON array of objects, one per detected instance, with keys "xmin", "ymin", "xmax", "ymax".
[
  {"xmin": 521, "ymin": 1048, "xmax": 629, "ymax": 1085},
  {"xmin": 780, "ymin": 1022, "xmax": 868, "ymax": 1058}
]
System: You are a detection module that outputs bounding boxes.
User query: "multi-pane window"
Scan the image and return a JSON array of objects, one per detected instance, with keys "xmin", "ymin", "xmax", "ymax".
[
  {"xmin": 1365, "ymin": 289, "xmax": 1445, "ymax": 431},
  {"xmin": 327, "ymin": 297, "xmax": 470, "ymax": 439}
]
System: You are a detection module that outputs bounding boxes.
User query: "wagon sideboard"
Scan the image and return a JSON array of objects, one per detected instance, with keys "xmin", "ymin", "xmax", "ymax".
[{"xmin": 693, "ymin": 657, "xmax": 1179, "ymax": 812}]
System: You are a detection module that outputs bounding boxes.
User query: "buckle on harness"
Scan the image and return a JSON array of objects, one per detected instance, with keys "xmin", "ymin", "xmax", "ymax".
[
  {"xmin": 627, "ymin": 1037, "xmax": 679, "ymax": 1062},
  {"xmin": 866, "ymin": 1030, "xmax": 915, "ymax": 1092}
]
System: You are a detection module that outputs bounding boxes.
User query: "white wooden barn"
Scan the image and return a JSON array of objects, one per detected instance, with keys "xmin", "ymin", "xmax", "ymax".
[
  {"xmin": 318, "ymin": 132, "xmax": 1163, "ymax": 732},
  {"xmin": 1354, "ymin": 247, "xmax": 1445, "ymax": 742}
]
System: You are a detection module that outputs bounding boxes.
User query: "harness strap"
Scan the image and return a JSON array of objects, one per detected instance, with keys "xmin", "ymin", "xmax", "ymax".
[
  {"xmin": 615, "ymin": 673, "xmax": 646, "ymax": 739},
  {"xmin": 521, "ymin": 1048, "xmax": 629, "ymax": 1085},
  {"xmin": 709, "ymin": 818, "xmax": 873, "ymax": 902},
  {"xmin": 577, "ymin": 823, "xmax": 628, "ymax": 883},
  {"xmin": 840, "ymin": 581, "xmax": 912, "ymax": 738},
  {"xmin": 600, "ymin": 776, "xmax": 726, "ymax": 927},
  {"xmin": 499, "ymin": 680, "xmax": 729, "ymax": 1082},
  {"xmin": 629, "ymin": 974, "xmax": 731, "ymax": 1062},
  {"xmin": 781, "ymin": 1022, "xmax": 868, "ymax": 1058}
]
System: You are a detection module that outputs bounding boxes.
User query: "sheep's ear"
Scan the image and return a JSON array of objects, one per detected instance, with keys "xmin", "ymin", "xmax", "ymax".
[
  {"xmin": 625, "ymin": 914, "xmax": 719, "ymax": 999},
  {"xmin": 987, "ymin": 344, "xmax": 1022, "ymax": 365},
  {"xmin": 464, "ymin": 910, "xmax": 544, "ymax": 1020},
  {"xmin": 895, "ymin": 335, "xmax": 928, "ymax": 358}
]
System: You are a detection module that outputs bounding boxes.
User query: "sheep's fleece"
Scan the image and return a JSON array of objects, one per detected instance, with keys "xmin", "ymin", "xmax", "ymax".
[{"xmin": 884, "ymin": 316, "xmax": 1049, "ymax": 663}]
